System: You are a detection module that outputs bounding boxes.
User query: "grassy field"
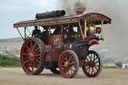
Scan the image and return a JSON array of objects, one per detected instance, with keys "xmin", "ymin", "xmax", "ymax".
[{"xmin": 0, "ymin": 54, "xmax": 20, "ymax": 67}]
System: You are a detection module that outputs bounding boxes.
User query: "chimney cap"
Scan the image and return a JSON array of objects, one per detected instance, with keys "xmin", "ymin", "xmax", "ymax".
[{"xmin": 76, "ymin": 10, "xmax": 84, "ymax": 15}]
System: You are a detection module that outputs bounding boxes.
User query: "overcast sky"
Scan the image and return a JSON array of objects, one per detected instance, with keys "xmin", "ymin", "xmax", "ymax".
[
  {"xmin": 0, "ymin": 0, "xmax": 128, "ymax": 40},
  {"xmin": 0, "ymin": 0, "xmax": 57, "ymax": 39}
]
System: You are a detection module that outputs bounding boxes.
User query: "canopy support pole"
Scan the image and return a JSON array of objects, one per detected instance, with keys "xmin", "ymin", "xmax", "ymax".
[
  {"xmin": 48, "ymin": 26, "xmax": 51, "ymax": 35},
  {"xmin": 24, "ymin": 27, "xmax": 27, "ymax": 39},
  {"xmin": 84, "ymin": 20, "xmax": 87, "ymax": 38},
  {"xmin": 16, "ymin": 28, "xmax": 24, "ymax": 40},
  {"xmin": 60, "ymin": 25, "xmax": 63, "ymax": 33},
  {"xmin": 101, "ymin": 21, "xmax": 104, "ymax": 40},
  {"xmin": 78, "ymin": 22, "xmax": 84, "ymax": 39},
  {"xmin": 104, "ymin": 24, "xmax": 109, "ymax": 39}
]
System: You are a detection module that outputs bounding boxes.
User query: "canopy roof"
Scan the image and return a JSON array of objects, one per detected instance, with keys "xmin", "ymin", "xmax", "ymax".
[{"xmin": 14, "ymin": 13, "xmax": 111, "ymax": 28}]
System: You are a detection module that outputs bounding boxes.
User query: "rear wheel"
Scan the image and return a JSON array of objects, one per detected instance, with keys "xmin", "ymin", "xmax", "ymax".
[
  {"xmin": 20, "ymin": 38, "xmax": 44, "ymax": 75},
  {"xmin": 82, "ymin": 50, "xmax": 102, "ymax": 77},
  {"xmin": 59, "ymin": 50, "xmax": 79, "ymax": 78}
]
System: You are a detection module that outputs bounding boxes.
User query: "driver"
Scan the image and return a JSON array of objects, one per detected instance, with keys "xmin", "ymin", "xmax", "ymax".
[
  {"xmin": 32, "ymin": 26, "xmax": 41, "ymax": 37},
  {"xmin": 63, "ymin": 27, "xmax": 71, "ymax": 42},
  {"xmin": 40, "ymin": 27, "xmax": 49, "ymax": 44}
]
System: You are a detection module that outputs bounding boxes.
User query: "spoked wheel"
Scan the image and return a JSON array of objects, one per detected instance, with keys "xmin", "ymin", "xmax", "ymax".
[
  {"xmin": 59, "ymin": 50, "xmax": 79, "ymax": 78},
  {"xmin": 82, "ymin": 50, "xmax": 102, "ymax": 77},
  {"xmin": 21, "ymin": 38, "xmax": 44, "ymax": 75},
  {"xmin": 50, "ymin": 63, "xmax": 60, "ymax": 74}
]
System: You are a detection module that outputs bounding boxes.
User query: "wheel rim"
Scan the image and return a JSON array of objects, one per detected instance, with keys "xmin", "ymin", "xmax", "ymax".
[
  {"xmin": 21, "ymin": 39, "xmax": 41, "ymax": 74},
  {"xmin": 59, "ymin": 52, "xmax": 76, "ymax": 77},
  {"xmin": 82, "ymin": 51, "xmax": 101, "ymax": 77}
]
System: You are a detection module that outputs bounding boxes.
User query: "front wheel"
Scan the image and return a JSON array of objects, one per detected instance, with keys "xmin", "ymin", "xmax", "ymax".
[
  {"xmin": 82, "ymin": 50, "xmax": 102, "ymax": 77},
  {"xmin": 20, "ymin": 38, "xmax": 44, "ymax": 75},
  {"xmin": 58, "ymin": 50, "xmax": 79, "ymax": 78}
]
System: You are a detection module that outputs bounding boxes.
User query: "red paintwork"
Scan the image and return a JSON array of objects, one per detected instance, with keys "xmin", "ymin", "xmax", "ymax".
[
  {"xmin": 21, "ymin": 39, "xmax": 41, "ymax": 74},
  {"xmin": 45, "ymin": 45, "xmax": 52, "ymax": 52},
  {"xmin": 80, "ymin": 39, "xmax": 88, "ymax": 42},
  {"xmin": 49, "ymin": 34, "xmax": 63, "ymax": 45},
  {"xmin": 89, "ymin": 39, "xmax": 99, "ymax": 46},
  {"xmin": 76, "ymin": 10, "xmax": 84, "ymax": 14},
  {"xmin": 45, "ymin": 35, "xmax": 63, "ymax": 62},
  {"xmin": 45, "ymin": 48, "xmax": 61, "ymax": 62},
  {"xmin": 45, "ymin": 34, "xmax": 63, "ymax": 62},
  {"xmin": 45, "ymin": 52, "xmax": 50, "ymax": 62},
  {"xmin": 80, "ymin": 60, "xmax": 85, "ymax": 67},
  {"xmin": 51, "ymin": 48, "xmax": 61, "ymax": 61}
]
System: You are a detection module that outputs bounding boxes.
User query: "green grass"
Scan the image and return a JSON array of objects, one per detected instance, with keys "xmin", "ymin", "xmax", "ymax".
[
  {"xmin": 103, "ymin": 66, "xmax": 116, "ymax": 68},
  {"xmin": 0, "ymin": 54, "xmax": 20, "ymax": 67},
  {"xmin": 0, "ymin": 66, "xmax": 21, "ymax": 68}
]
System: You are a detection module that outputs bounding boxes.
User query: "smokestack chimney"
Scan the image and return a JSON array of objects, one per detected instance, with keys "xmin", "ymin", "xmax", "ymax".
[
  {"xmin": 74, "ymin": 1, "xmax": 86, "ymax": 15},
  {"xmin": 76, "ymin": 10, "xmax": 84, "ymax": 14}
]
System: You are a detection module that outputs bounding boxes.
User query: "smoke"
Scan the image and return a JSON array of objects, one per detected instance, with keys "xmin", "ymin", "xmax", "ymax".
[
  {"xmin": 74, "ymin": 1, "xmax": 86, "ymax": 11},
  {"xmin": 58, "ymin": 0, "xmax": 87, "ymax": 15},
  {"xmin": 58, "ymin": 0, "xmax": 128, "ymax": 63}
]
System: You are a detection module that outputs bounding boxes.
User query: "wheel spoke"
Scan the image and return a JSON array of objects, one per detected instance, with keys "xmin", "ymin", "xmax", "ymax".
[
  {"xmin": 35, "ymin": 56, "xmax": 40, "ymax": 60},
  {"xmin": 91, "ymin": 53, "xmax": 93, "ymax": 60},
  {"xmin": 25, "ymin": 45, "xmax": 31, "ymax": 53},
  {"xmin": 95, "ymin": 60, "xmax": 100, "ymax": 64},
  {"xmin": 86, "ymin": 66, "xmax": 90, "ymax": 70},
  {"xmin": 30, "ymin": 41, "xmax": 33, "ymax": 51},
  {"xmin": 68, "ymin": 70, "xmax": 70, "ymax": 75},
  {"xmin": 34, "ymin": 61, "xmax": 38, "ymax": 67},
  {"xmin": 91, "ymin": 67, "xmax": 95, "ymax": 74},
  {"xmin": 31, "ymin": 62, "xmax": 34, "ymax": 72},
  {"xmin": 26, "ymin": 61, "xmax": 32, "ymax": 70},
  {"xmin": 95, "ymin": 65, "xmax": 100, "ymax": 68},
  {"xmin": 86, "ymin": 57, "xmax": 90, "ymax": 62},
  {"xmin": 34, "ymin": 61, "xmax": 37, "ymax": 69},
  {"xmin": 23, "ymin": 53, "xmax": 29, "ymax": 56},
  {"xmin": 24, "ymin": 59, "xmax": 31, "ymax": 64},
  {"xmin": 88, "ymin": 67, "xmax": 91, "ymax": 73},
  {"xmin": 70, "ymin": 67, "xmax": 74, "ymax": 72},
  {"xmin": 93, "ymin": 54, "xmax": 96, "ymax": 61},
  {"xmin": 34, "ymin": 47, "xmax": 40, "ymax": 54},
  {"xmin": 69, "ymin": 61, "xmax": 75, "ymax": 65},
  {"xmin": 94, "ymin": 66, "xmax": 98, "ymax": 71},
  {"xmin": 24, "ymin": 56, "xmax": 29, "ymax": 60},
  {"xmin": 34, "ymin": 54, "xmax": 40, "ymax": 57},
  {"xmin": 32, "ymin": 42, "xmax": 37, "ymax": 52},
  {"xmin": 89, "ymin": 56, "xmax": 92, "ymax": 61},
  {"xmin": 34, "ymin": 58, "xmax": 40, "ymax": 63},
  {"xmin": 62, "ymin": 60, "xmax": 66, "ymax": 64},
  {"xmin": 65, "ymin": 55, "xmax": 68, "ymax": 62},
  {"xmin": 64, "ymin": 67, "xmax": 69, "ymax": 73},
  {"xmin": 68, "ymin": 56, "xmax": 72, "ymax": 63}
]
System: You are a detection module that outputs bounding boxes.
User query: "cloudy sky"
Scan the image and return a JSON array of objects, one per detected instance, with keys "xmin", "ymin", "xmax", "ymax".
[{"xmin": 0, "ymin": 0, "xmax": 57, "ymax": 39}]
